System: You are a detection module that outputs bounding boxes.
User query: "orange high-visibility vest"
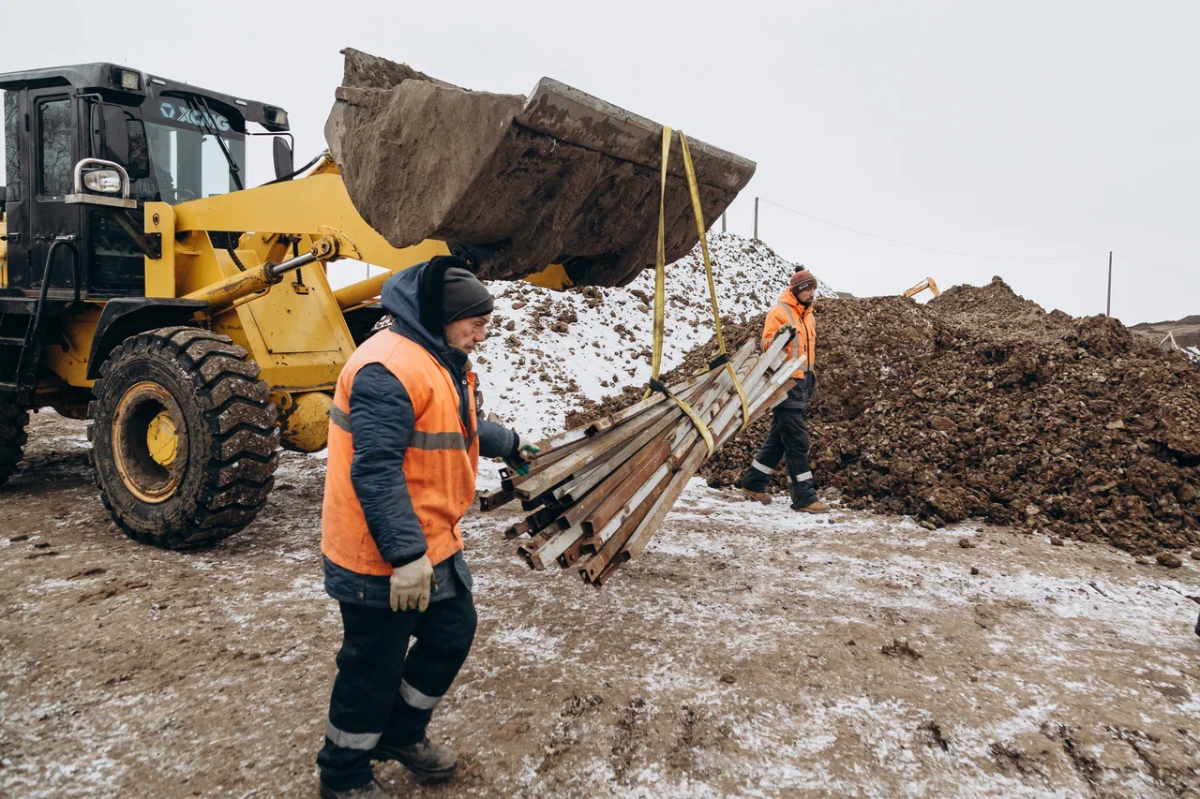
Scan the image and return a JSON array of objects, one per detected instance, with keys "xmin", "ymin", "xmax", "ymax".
[
  {"xmin": 761, "ymin": 289, "xmax": 816, "ymax": 379},
  {"xmin": 321, "ymin": 329, "xmax": 479, "ymax": 576}
]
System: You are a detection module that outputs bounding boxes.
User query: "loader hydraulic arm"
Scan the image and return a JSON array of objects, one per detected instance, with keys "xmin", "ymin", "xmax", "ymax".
[{"xmin": 183, "ymin": 234, "xmax": 341, "ymax": 311}]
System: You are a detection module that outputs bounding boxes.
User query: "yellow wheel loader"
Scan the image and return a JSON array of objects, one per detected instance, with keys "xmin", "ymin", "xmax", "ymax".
[{"xmin": 0, "ymin": 50, "xmax": 754, "ymax": 549}]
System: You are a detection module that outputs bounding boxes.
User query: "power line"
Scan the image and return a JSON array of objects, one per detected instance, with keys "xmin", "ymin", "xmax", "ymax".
[
  {"xmin": 756, "ymin": 197, "xmax": 1200, "ymax": 278},
  {"xmin": 1114, "ymin": 252, "xmax": 1200, "ymax": 278},
  {"xmin": 757, "ymin": 198, "xmax": 1106, "ymax": 262}
]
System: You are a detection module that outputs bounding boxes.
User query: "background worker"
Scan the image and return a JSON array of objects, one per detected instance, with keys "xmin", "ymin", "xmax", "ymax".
[
  {"xmin": 736, "ymin": 269, "xmax": 830, "ymax": 514},
  {"xmin": 317, "ymin": 257, "xmax": 534, "ymax": 798}
]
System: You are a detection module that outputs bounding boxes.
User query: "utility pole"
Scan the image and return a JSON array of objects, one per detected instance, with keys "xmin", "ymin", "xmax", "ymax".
[
  {"xmin": 721, "ymin": 211, "xmax": 726, "ymax": 234},
  {"xmin": 753, "ymin": 197, "xmax": 759, "ymax": 240},
  {"xmin": 1106, "ymin": 251, "xmax": 1112, "ymax": 317}
]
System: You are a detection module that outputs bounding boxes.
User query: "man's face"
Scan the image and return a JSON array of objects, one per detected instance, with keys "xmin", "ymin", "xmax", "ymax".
[
  {"xmin": 794, "ymin": 286, "xmax": 815, "ymax": 305},
  {"xmin": 445, "ymin": 313, "xmax": 491, "ymax": 353}
]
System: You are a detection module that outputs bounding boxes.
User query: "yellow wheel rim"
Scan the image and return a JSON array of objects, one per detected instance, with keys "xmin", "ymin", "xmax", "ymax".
[
  {"xmin": 146, "ymin": 410, "xmax": 178, "ymax": 468},
  {"xmin": 112, "ymin": 382, "xmax": 187, "ymax": 504}
]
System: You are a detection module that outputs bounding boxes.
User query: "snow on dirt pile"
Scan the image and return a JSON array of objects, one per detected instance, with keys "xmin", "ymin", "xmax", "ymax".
[
  {"xmin": 473, "ymin": 232, "xmax": 836, "ymax": 440},
  {"xmin": 573, "ymin": 277, "xmax": 1200, "ymax": 558}
]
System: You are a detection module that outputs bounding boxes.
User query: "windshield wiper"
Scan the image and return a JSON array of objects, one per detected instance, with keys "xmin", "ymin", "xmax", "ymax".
[{"xmin": 168, "ymin": 90, "xmax": 244, "ymax": 192}]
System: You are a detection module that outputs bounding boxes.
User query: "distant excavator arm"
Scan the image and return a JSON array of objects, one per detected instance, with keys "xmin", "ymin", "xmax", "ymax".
[{"xmin": 903, "ymin": 277, "xmax": 941, "ymax": 299}]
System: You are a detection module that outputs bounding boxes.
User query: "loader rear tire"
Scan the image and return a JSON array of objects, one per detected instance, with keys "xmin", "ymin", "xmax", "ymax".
[
  {"xmin": 0, "ymin": 398, "xmax": 29, "ymax": 487},
  {"xmin": 88, "ymin": 327, "xmax": 280, "ymax": 549}
]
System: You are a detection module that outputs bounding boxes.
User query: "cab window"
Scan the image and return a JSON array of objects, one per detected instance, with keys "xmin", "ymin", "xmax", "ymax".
[
  {"xmin": 38, "ymin": 98, "xmax": 72, "ymax": 198},
  {"xmin": 3, "ymin": 92, "xmax": 20, "ymax": 194}
]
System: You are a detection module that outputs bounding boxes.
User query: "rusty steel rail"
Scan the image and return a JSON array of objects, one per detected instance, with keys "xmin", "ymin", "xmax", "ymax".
[
  {"xmin": 558, "ymin": 436, "xmax": 671, "ymax": 532},
  {"xmin": 549, "ymin": 409, "xmax": 678, "ymax": 505},
  {"xmin": 579, "ymin": 437, "xmax": 673, "ymax": 541},
  {"xmin": 517, "ymin": 528, "xmax": 555, "ymax": 565},
  {"xmin": 528, "ymin": 433, "xmax": 673, "ymax": 567},
  {"xmin": 485, "ymin": 331, "xmax": 807, "ymax": 586},
  {"xmin": 479, "ymin": 485, "xmax": 515, "ymax": 512},
  {"xmin": 513, "ymin": 397, "xmax": 683, "ymax": 500},
  {"xmin": 623, "ymin": 362, "xmax": 800, "ymax": 562},
  {"xmin": 531, "ymin": 362, "xmax": 721, "ymax": 454},
  {"xmin": 553, "ymin": 411, "xmax": 679, "ymax": 506},
  {"xmin": 581, "ymin": 470, "xmax": 670, "ymax": 584},
  {"xmin": 605, "ymin": 356, "xmax": 801, "ymax": 573}
]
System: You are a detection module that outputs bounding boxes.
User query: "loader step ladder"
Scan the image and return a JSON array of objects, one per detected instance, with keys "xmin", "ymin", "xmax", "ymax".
[
  {"xmin": 0, "ymin": 236, "xmax": 80, "ymax": 405},
  {"xmin": 0, "ymin": 305, "xmax": 44, "ymax": 403}
]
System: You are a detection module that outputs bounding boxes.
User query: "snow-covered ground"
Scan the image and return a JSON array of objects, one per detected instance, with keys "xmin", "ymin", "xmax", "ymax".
[
  {"xmin": 474, "ymin": 232, "xmax": 837, "ymax": 441},
  {"xmin": 4, "ymin": 413, "xmax": 1199, "ymax": 798}
]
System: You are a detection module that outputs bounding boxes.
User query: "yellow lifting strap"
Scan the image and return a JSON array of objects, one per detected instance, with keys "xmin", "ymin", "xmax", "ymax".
[
  {"xmin": 645, "ymin": 126, "xmax": 714, "ymax": 456},
  {"xmin": 679, "ymin": 131, "xmax": 751, "ymax": 434},
  {"xmin": 643, "ymin": 126, "xmax": 751, "ymax": 457}
]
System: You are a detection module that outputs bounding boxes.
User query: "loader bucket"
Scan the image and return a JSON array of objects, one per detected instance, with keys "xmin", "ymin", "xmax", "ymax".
[{"xmin": 325, "ymin": 49, "xmax": 756, "ymax": 287}]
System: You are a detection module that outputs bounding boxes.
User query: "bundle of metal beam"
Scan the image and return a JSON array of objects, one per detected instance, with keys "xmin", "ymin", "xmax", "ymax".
[{"xmin": 479, "ymin": 330, "xmax": 804, "ymax": 585}]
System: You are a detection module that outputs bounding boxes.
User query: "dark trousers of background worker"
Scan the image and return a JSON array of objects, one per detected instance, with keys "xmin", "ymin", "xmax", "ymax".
[
  {"xmin": 317, "ymin": 589, "xmax": 477, "ymax": 791},
  {"xmin": 737, "ymin": 379, "xmax": 818, "ymax": 508}
]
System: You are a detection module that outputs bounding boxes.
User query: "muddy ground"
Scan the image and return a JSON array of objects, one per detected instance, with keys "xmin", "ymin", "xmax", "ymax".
[{"xmin": 2, "ymin": 411, "xmax": 1199, "ymax": 798}]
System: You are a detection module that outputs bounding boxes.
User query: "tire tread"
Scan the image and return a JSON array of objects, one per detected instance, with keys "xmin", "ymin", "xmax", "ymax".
[{"xmin": 89, "ymin": 328, "xmax": 279, "ymax": 549}]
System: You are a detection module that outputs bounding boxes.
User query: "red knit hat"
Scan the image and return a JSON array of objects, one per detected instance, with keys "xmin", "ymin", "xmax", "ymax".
[{"xmin": 789, "ymin": 269, "xmax": 817, "ymax": 292}]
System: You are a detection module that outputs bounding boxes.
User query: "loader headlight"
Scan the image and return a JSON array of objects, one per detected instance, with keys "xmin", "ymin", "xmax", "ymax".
[
  {"xmin": 83, "ymin": 169, "xmax": 124, "ymax": 194},
  {"xmin": 112, "ymin": 68, "xmax": 142, "ymax": 92},
  {"xmin": 263, "ymin": 105, "xmax": 289, "ymax": 130}
]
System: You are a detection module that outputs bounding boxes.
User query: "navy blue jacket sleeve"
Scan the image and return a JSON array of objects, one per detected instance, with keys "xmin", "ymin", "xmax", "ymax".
[
  {"xmin": 477, "ymin": 417, "xmax": 519, "ymax": 460},
  {"xmin": 348, "ymin": 364, "xmax": 427, "ymax": 567}
]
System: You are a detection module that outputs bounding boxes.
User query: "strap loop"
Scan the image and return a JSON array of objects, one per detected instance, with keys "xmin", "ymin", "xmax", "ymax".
[
  {"xmin": 707, "ymin": 352, "xmax": 731, "ymax": 370},
  {"xmin": 649, "ymin": 377, "xmax": 716, "ymax": 457}
]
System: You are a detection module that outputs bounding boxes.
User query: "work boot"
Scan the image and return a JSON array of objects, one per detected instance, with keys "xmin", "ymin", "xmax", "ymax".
[
  {"xmin": 372, "ymin": 738, "xmax": 458, "ymax": 780},
  {"xmin": 736, "ymin": 469, "xmax": 772, "ymax": 505},
  {"xmin": 739, "ymin": 486, "xmax": 772, "ymax": 505},
  {"xmin": 319, "ymin": 779, "xmax": 390, "ymax": 798},
  {"xmin": 789, "ymin": 483, "xmax": 828, "ymax": 513}
]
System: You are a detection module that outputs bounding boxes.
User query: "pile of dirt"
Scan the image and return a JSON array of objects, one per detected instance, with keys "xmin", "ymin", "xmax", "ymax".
[{"xmin": 570, "ymin": 278, "xmax": 1200, "ymax": 556}]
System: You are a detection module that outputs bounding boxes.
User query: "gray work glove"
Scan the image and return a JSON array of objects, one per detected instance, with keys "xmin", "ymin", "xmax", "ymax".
[{"xmin": 390, "ymin": 555, "xmax": 434, "ymax": 612}]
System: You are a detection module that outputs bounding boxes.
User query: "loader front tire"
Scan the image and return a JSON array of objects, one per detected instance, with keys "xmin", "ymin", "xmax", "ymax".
[
  {"xmin": 88, "ymin": 327, "xmax": 280, "ymax": 549},
  {"xmin": 0, "ymin": 398, "xmax": 29, "ymax": 487}
]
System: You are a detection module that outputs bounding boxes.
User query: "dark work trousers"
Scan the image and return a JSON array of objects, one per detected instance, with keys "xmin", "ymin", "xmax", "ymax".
[
  {"xmin": 738, "ymin": 380, "xmax": 818, "ymax": 508},
  {"xmin": 317, "ymin": 588, "xmax": 477, "ymax": 791}
]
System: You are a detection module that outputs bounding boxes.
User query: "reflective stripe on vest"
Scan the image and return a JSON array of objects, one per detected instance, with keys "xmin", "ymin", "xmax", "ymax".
[
  {"xmin": 321, "ymin": 329, "xmax": 479, "ymax": 576},
  {"xmin": 411, "ymin": 431, "xmax": 467, "ymax": 451}
]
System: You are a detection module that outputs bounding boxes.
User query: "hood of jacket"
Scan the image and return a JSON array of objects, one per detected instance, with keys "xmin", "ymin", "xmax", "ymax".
[{"xmin": 380, "ymin": 262, "xmax": 466, "ymax": 372}]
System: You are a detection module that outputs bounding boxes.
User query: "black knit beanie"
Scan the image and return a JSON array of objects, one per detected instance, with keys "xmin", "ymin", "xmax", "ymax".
[{"xmin": 418, "ymin": 256, "xmax": 494, "ymax": 335}]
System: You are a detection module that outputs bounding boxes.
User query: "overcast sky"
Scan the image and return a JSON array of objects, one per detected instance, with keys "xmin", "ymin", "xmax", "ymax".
[{"xmin": 3, "ymin": 0, "xmax": 1197, "ymax": 324}]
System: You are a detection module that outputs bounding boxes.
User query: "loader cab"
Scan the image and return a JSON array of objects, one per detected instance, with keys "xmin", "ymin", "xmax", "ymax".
[{"xmin": 0, "ymin": 63, "xmax": 291, "ymax": 300}]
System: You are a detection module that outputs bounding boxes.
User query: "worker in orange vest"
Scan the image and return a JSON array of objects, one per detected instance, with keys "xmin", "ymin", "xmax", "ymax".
[
  {"xmin": 736, "ymin": 269, "xmax": 830, "ymax": 513},
  {"xmin": 317, "ymin": 257, "xmax": 534, "ymax": 797}
]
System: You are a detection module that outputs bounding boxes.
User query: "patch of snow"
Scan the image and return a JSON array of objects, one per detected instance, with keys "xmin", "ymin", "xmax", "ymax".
[
  {"xmin": 487, "ymin": 625, "xmax": 564, "ymax": 662},
  {"xmin": 474, "ymin": 233, "xmax": 837, "ymax": 441}
]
